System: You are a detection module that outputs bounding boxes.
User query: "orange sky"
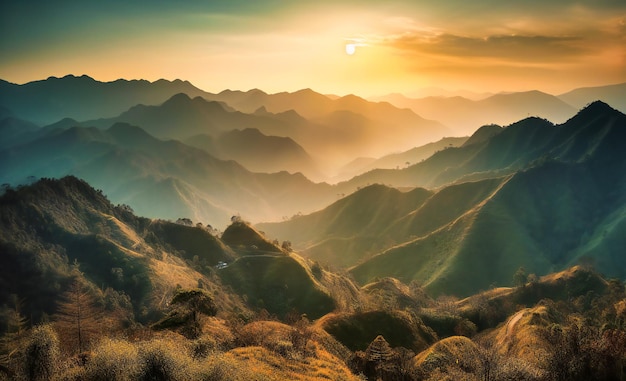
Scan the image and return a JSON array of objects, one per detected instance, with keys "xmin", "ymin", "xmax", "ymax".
[{"xmin": 1, "ymin": 1, "xmax": 624, "ymax": 96}]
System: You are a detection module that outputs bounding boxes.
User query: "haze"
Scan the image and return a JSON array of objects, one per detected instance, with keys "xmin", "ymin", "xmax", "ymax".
[{"xmin": 1, "ymin": 0, "xmax": 624, "ymax": 96}]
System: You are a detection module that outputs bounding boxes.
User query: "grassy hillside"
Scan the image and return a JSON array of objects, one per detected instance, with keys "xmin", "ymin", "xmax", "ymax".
[
  {"xmin": 316, "ymin": 310, "xmax": 436, "ymax": 352},
  {"xmin": 271, "ymin": 103, "xmax": 626, "ymax": 297},
  {"xmin": 258, "ymin": 184, "xmax": 432, "ymax": 267},
  {"xmin": 218, "ymin": 254, "xmax": 336, "ymax": 319}
]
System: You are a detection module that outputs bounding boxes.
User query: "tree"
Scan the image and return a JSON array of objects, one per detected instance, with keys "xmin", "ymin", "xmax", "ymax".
[
  {"xmin": 281, "ymin": 241, "xmax": 292, "ymax": 252},
  {"xmin": 54, "ymin": 279, "xmax": 103, "ymax": 354},
  {"xmin": 0, "ymin": 295, "xmax": 29, "ymax": 377},
  {"xmin": 514, "ymin": 267, "xmax": 528, "ymax": 288},
  {"xmin": 152, "ymin": 288, "xmax": 217, "ymax": 339}
]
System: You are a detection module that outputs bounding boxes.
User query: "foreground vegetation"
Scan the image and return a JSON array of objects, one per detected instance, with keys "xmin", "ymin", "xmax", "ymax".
[
  {"xmin": 1, "ymin": 265, "xmax": 625, "ymax": 380},
  {"xmin": 1, "ymin": 178, "xmax": 625, "ymax": 380}
]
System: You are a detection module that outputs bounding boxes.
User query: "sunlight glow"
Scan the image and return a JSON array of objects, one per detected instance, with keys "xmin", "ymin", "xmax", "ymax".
[{"xmin": 345, "ymin": 43, "xmax": 356, "ymax": 55}]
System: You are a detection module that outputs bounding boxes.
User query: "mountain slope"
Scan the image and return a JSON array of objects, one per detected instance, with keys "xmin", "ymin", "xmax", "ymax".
[
  {"xmin": 334, "ymin": 136, "xmax": 468, "ymax": 181},
  {"xmin": 341, "ymin": 101, "xmax": 623, "ymax": 192},
  {"xmin": 257, "ymin": 184, "xmax": 433, "ymax": 268},
  {"xmin": 0, "ymin": 176, "xmax": 241, "ymax": 325},
  {"xmin": 0, "ymin": 176, "xmax": 362, "ymax": 329},
  {"xmin": 263, "ymin": 102, "xmax": 626, "ymax": 297}
]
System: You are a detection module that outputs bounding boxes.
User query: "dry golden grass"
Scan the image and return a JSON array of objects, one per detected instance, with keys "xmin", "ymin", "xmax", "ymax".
[
  {"xmin": 413, "ymin": 335, "xmax": 481, "ymax": 372},
  {"xmin": 227, "ymin": 343, "xmax": 359, "ymax": 381},
  {"xmin": 486, "ymin": 304, "xmax": 555, "ymax": 365}
]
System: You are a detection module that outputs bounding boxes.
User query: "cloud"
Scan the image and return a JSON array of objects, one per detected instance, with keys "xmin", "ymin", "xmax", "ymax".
[{"xmin": 386, "ymin": 32, "xmax": 585, "ymax": 62}]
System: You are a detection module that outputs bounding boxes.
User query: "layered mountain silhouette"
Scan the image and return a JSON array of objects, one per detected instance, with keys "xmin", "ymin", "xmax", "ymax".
[
  {"xmin": 339, "ymin": 101, "xmax": 624, "ymax": 191},
  {"xmin": 84, "ymin": 92, "xmax": 448, "ymax": 170},
  {"xmin": 205, "ymin": 88, "xmax": 449, "ymax": 161},
  {"xmin": 374, "ymin": 91, "xmax": 576, "ymax": 135},
  {"xmin": 0, "ymin": 122, "xmax": 335, "ymax": 224},
  {"xmin": 184, "ymin": 128, "xmax": 323, "ymax": 181},
  {"xmin": 335, "ymin": 137, "xmax": 468, "ymax": 182},
  {"xmin": 375, "ymin": 83, "xmax": 626, "ymax": 135},
  {"xmin": 558, "ymin": 82, "xmax": 626, "ymax": 111},
  {"xmin": 259, "ymin": 102, "xmax": 626, "ymax": 296},
  {"xmin": 0, "ymin": 76, "xmax": 451, "ymax": 172},
  {"xmin": 0, "ymin": 75, "xmax": 212, "ymax": 124}
]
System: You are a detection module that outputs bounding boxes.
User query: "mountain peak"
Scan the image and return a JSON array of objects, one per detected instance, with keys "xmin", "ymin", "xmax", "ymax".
[
  {"xmin": 165, "ymin": 92, "xmax": 192, "ymax": 103},
  {"xmin": 463, "ymin": 124, "xmax": 503, "ymax": 147},
  {"xmin": 578, "ymin": 100, "xmax": 616, "ymax": 115},
  {"xmin": 221, "ymin": 220, "xmax": 284, "ymax": 253}
]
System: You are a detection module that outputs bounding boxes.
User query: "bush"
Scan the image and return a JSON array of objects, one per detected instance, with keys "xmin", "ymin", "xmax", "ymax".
[
  {"xmin": 138, "ymin": 339, "xmax": 195, "ymax": 381},
  {"xmin": 196, "ymin": 352, "xmax": 256, "ymax": 381},
  {"xmin": 84, "ymin": 338, "xmax": 140, "ymax": 381},
  {"xmin": 24, "ymin": 325, "xmax": 60, "ymax": 381}
]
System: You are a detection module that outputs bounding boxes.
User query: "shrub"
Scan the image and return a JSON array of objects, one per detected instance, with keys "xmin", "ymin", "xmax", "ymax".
[
  {"xmin": 197, "ymin": 352, "xmax": 256, "ymax": 381},
  {"xmin": 24, "ymin": 325, "xmax": 60, "ymax": 381},
  {"xmin": 137, "ymin": 338, "xmax": 195, "ymax": 381},
  {"xmin": 84, "ymin": 338, "xmax": 140, "ymax": 381}
]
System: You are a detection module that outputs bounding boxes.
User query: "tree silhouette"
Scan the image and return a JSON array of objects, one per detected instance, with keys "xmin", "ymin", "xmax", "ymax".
[
  {"xmin": 0, "ymin": 295, "xmax": 28, "ymax": 376},
  {"xmin": 54, "ymin": 279, "xmax": 103, "ymax": 354}
]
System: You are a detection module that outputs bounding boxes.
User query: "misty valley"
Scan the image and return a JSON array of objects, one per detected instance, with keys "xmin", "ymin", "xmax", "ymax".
[{"xmin": 1, "ymin": 76, "xmax": 626, "ymax": 381}]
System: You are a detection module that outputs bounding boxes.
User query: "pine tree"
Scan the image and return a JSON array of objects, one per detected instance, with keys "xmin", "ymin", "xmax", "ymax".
[
  {"xmin": 0, "ymin": 294, "xmax": 29, "ymax": 375},
  {"xmin": 54, "ymin": 279, "xmax": 103, "ymax": 354}
]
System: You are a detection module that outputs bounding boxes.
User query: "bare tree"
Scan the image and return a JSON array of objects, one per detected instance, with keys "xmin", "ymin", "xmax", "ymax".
[{"xmin": 54, "ymin": 280, "xmax": 103, "ymax": 354}]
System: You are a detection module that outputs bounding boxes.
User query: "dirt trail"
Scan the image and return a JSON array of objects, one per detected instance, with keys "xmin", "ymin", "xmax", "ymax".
[{"xmin": 505, "ymin": 310, "xmax": 525, "ymax": 337}]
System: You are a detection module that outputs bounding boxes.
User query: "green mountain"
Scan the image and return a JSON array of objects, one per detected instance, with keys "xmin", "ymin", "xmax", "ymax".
[
  {"xmin": 0, "ymin": 176, "xmax": 237, "ymax": 325},
  {"xmin": 341, "ymin": 101, "xmax": 624, "ymax": 192},
  {"xmin": 0, "ymin": 176, "xmax": 359, "ymax": 329},
  {"xmin": 258, "ymin": 184, "xmax": 433, "ymax": 268},
  {"xmin": 262, "ymin": 102, "xmax": 626, "ymax": 297}
]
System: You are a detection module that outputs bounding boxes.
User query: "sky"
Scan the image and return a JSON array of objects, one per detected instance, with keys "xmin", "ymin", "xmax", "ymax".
[{"xmin": 1, "ymin": 0, "xmax": 625, "ymax": 96}]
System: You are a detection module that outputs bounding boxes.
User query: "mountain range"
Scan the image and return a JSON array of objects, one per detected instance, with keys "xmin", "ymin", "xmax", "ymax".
[
  {"xmin": 259, "ymin": 101, "xmax": 626, "ymax": 296},
  {"xmin": 0, "ymin": 121, "xmax": 335, "ymax": 225},
  {"xmin": 1, "ymin": 73, "xmax": 626, "ymax": 380},
  {"xmin": 0, "ymin": 74, "xmax": 211, "ymax": 124},
  {"xmin": 1, "ymin": 74, "xmax": 625, "ymax": 297},
  {"xmin": 0, "ymin": 176, "xmax": 357, "ymax": 323},
  {"xmin": 374, "ymin": 82, "xmax": 626, "ymax": 135}
]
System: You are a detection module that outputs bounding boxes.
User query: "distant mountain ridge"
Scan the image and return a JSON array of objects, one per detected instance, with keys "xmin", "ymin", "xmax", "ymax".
[
  {"xmin": 0, "ymin": 75, "xmax": 212, "ymax": 124},
  {"xmin": 0, "ymin": 122, "xmax": 336, "ymax": 225},
  {"xmin": 373, "ymin": 83, "xmax": 626, "ymax": 135},
  {"xmin": 373, "ymin": 90, "xmax": 577, "ymax": 135},
  {"xmin": 558, "ymin": 82, "xmax": 626, "ymax": 111}
]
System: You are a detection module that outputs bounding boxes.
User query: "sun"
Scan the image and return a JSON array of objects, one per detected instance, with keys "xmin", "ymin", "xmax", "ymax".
[{"xmin": 345, "ymin": 43, "xmax": 356, "ymax": 55}]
